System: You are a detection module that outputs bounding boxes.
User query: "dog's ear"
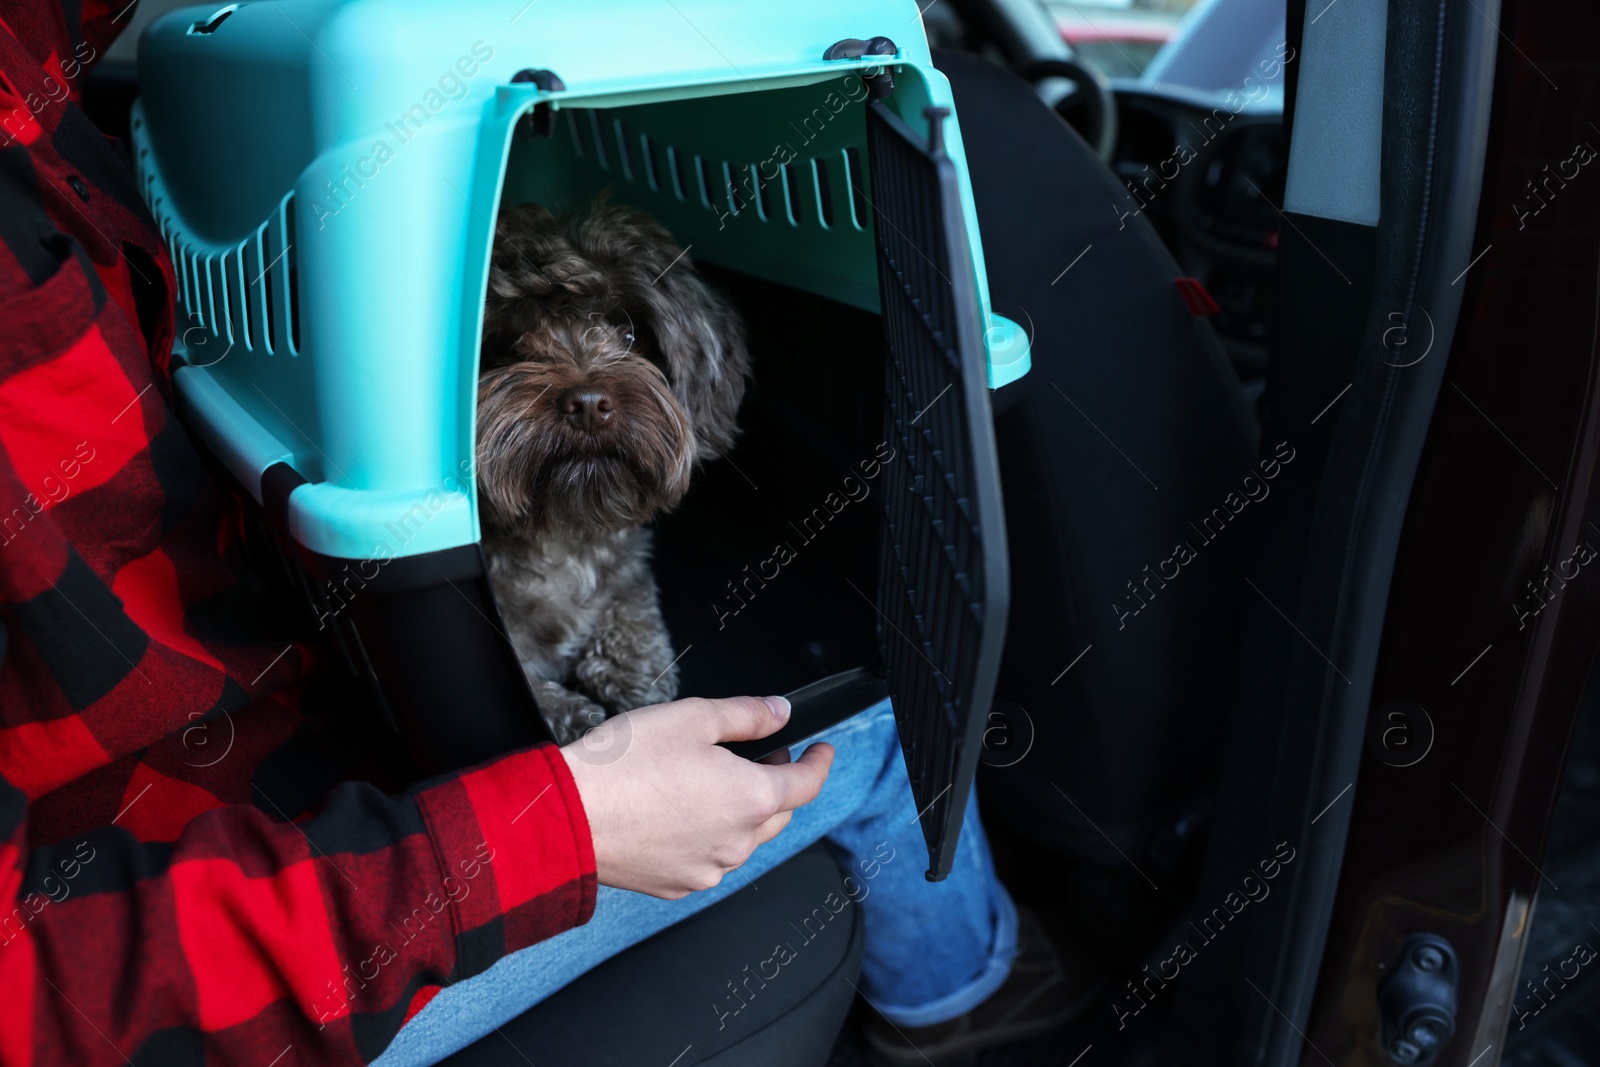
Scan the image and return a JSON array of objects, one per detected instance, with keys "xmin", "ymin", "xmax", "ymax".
[{"xmin": 644, "ymin": 266, "xmax": 750, "ymax": 459}]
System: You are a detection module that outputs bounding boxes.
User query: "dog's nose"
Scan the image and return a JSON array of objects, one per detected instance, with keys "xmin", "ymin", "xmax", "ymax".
[{"xmin": 558, "ymin": 385, "xmax": 616, "ymax": 431}]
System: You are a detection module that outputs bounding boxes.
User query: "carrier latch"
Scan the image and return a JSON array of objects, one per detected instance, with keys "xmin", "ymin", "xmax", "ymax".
[
  {"xmin": 824, "ymin": 37, "xmax": 898, "ymax": 100},
  {"xmin": 511, "ymin": 69, "xmax": 566, "ymax": 139}
]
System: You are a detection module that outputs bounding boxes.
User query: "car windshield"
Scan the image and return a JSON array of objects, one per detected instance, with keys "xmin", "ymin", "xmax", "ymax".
[
  {"xmin": 1043, "ymin": 0, "xmax": 1199, "ymax": 80},
  {"xmin": 1046, "ymin": 0, "xmax": 1287, "ymax": 100}
]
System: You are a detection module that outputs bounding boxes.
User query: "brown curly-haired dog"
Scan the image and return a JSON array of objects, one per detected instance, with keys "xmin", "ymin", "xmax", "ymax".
[{"xmin": 477, "ymin": 200, "xmax": 750, "ymax": 743}]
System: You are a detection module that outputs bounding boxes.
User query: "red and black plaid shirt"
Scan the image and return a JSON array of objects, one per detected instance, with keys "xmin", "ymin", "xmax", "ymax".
[{"xmin": 0, "ymin": 4, "xmax": 596, "ymax": 1064}]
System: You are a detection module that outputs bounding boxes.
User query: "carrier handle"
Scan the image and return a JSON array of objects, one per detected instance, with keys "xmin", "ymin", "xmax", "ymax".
[{"xmin": 823, "ymin": 36, "xmax": 898, "ymax": 100}]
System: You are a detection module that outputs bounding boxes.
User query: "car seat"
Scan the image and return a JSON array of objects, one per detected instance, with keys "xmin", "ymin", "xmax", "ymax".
[
  {"xmin": 931, "ymin": 49, "xmax": 1259, "ymax": 907},
  {"xmin": 434, "ymin": 845, "xmax": 865, "ymax": 1066}
]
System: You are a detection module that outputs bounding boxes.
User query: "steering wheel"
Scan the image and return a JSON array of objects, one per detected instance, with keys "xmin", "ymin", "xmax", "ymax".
[{"xmin": 1015, "ymin": 57, "xmax": 1118, "ymax": 164}]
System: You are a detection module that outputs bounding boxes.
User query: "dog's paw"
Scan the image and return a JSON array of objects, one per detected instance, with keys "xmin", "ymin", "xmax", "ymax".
[
  {"xmin": 547, "ymin": 712, "xmax": 605, "ymax": 747},
  {"xmin": 573, "ymin": 628, "xmax": 679, "ymax": 713},
  {"xmin": 528, "ymin": 679, "xmax": 610, "ymax": 745}
]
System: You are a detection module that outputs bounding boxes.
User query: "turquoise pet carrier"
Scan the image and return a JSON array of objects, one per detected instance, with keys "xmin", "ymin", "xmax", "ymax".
[{"xmin": 133, "ymin": 0, "xmax": 1029, "ymax": 879}]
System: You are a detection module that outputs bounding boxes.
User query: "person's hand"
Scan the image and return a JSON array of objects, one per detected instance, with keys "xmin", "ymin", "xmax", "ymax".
[{"xmin": 559, "ymin": 695, "xmax": 834, "ymax": 899}]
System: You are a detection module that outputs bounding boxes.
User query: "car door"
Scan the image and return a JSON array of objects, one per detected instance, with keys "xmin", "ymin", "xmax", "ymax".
[{"xmin": 1169, "ymin": 0, "xmax": 1600, "ymax": 1065}]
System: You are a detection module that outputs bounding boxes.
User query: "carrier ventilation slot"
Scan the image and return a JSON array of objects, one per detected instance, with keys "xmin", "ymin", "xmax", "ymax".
[
  {"xmin": 639, "ymin": 133, "xmax": 660, "ymax": 191},
  {"xmin": 692, "ymin": 155, "xmax": 712, "ymax": 208},
  {"xmin": 844, "ymin": 146, "xmax": 870, "ymax": 230},
  {"xmin": 751, "ymin": 164, "xmax": 771, "ymax": 221},
  {"xmin": 130, "ymin": 172, "xmax": 299, "ymax": 357},
  {"xmin": 284, "ymin": 198, "xmax": 301, "ymax": 352},
  {"xmin": 566, "ymin": 110, "xmax": 585, "ymax": 157},
  {"xmin": 133, "ymin": 186, "xmax": 300, "ymax": 360},
  {"xmin": 612, "ymin": 120, "xmax": 634, "ymax": 181},
  {"xmin": 560, "ymin": 107, "xmax": 867, "ymax": 234},
  {"xmin": 668, "ymin": 145, "xmax": 688, "ymax": 200},
  {"xmin": 783, "ymin": 164, "xmax": 804, "ymax": 225},
  {"xmin": 587, "ymin": 110, "xmax": 609, "ymax": 169},
  {"xmin": 722, "ymin": 161, "xmax": 743, "ymax": 217},
  {"xmin": 812, "ymin": 158, "xmax": 834, "ymax": 228}
]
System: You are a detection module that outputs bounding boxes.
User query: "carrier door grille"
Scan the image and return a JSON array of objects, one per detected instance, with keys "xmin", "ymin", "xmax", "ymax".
[{"xmin": 865, "ymin": 102, "xmax": 1009, "ymax": 881}]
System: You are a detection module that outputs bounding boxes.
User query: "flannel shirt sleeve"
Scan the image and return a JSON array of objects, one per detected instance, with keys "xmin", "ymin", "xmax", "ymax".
[
  {"xmin": 0, "ymin": 741, "xmax": 596, "ymax": 1067},
  {"xmin": 0, "ymin": 4, "xmax": 599, "ymax": 1063}
]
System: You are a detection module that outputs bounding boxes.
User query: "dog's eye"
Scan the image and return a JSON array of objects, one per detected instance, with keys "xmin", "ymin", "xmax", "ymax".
[{"xmin": 625, "ymin": 326, "xmax": 670, "ymax": 375}]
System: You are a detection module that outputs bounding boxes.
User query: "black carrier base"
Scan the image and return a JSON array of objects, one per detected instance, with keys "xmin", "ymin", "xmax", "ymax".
[{"xmin": 255, "ymin": 462, "xmax": 552, "ymax": 773}]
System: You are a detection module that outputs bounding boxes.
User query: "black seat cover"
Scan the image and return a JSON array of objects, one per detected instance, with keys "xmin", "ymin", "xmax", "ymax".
[
  {"xmin": 933, "ymin": 51, "xmax": 1258, "ymax": 879},
  {"xmin": 437, "ymin": 845, "xmax": 865, "ymax": 1066}
]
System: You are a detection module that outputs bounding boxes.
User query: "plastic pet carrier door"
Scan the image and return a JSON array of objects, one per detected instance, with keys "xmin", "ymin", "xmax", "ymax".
[{"xmin": 865, "ymin": 102, "xmax": 1009, "ymax": 881}]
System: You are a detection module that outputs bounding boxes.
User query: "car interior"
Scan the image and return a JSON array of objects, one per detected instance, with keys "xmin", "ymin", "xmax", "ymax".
[{"xmin": 81, "ymin": 0, "xmax": 1600, "ymax": 1064}]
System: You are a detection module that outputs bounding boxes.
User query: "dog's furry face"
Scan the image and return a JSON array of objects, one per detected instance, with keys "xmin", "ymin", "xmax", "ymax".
[{"xmin": 477, "ymin": 201, "xmax": 749, "ymax": 538}]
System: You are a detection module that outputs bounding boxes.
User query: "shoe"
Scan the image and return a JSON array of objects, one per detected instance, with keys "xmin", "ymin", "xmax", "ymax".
[{"xmin": 862, "ymin": 906, "xmax": 1101, "ymax": 1064}]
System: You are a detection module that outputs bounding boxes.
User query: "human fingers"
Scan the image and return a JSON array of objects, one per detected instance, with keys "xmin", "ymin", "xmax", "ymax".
[
  {"xmin": 761, "ymin": 741, "xmax": 834, "ymax": 812},
  {"xmin": 692, "ymin": 695, "xmax": 791, "ymax": 744}
]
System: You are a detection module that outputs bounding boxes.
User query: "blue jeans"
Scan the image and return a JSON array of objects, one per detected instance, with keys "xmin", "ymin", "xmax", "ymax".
[{"xmin": 375, "ymin": 699, "xmax": 1019, "ymax": 1066}]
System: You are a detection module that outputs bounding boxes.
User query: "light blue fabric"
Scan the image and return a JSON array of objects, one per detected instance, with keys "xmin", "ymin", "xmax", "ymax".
[{"xmin": 376, "ymin": 699, "xmax": 1017, "ymax": 1066}]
